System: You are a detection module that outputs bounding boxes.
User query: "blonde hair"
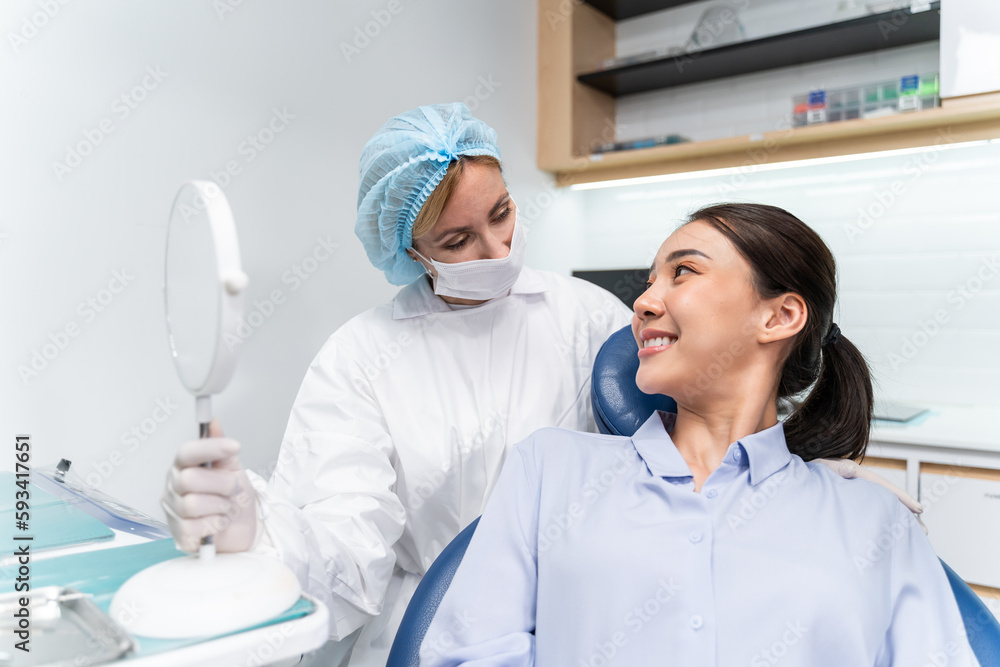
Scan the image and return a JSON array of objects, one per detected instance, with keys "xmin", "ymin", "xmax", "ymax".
[{"xmin": 411, "ymin": 155, "xmax": 502, "ymax": 245}]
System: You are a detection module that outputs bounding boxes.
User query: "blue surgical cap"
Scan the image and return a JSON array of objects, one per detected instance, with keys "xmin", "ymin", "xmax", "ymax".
[{"xmin": 355, "ymin": 103, "xmax": 502, "ymax": 285}]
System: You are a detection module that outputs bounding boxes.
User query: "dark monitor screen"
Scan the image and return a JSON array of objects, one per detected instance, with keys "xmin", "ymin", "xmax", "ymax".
[{"xmin": 572, "ymin": 268, "xmax": 649, "ymax": 308}]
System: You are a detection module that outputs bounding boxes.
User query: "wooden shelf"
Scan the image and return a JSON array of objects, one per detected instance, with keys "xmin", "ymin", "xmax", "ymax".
[
  {"xmin": 551, "ymin": 93, "xmax": 1000, "ymax": 187},
  {"xmin": 579, "ymin": 3, "xmax": 940, "ymax": 97},
  {"xmin": 536, "ymin": 0, "xmax": 1000, "ymax": 185},
  {"xmin": 583, "ymin": 0, "xmax": 695, "ymax": 21}
]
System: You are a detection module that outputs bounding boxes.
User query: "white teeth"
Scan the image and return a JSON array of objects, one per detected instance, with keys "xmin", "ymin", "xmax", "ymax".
[{"xmin": 643, "ymin": 336, "xmax": 676, "ymax": 348}]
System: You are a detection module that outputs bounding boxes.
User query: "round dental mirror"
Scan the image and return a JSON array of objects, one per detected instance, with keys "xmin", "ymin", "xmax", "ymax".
[
  {"xmin": 109, "ymin": 181, "xmax": 302, "ymax": 640},
  {"xmin": 164, "ymin": 180, "xmax": 247, "ymax": 421}
]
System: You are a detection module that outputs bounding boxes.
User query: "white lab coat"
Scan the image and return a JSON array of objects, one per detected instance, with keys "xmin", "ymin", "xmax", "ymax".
[{"xmin": 247, "ymin": 267, "xmax": 632, "ymax": 666}]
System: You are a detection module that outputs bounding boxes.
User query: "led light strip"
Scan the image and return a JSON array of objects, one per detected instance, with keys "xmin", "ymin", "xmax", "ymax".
[{"xmin": 568, "ymin": 139, "xmax": 1000, "ymax": 191}]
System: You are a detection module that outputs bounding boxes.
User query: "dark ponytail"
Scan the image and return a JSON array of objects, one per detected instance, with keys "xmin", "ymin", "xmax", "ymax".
[{"xmin": 687, "ymin": 203, "xmax": 873, "ymax": 461}]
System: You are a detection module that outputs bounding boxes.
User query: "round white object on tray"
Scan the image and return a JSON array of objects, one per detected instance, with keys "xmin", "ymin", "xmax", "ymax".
[{"xmin": 110, "ymin": 552, "xmax": 301, "ymax": 639}]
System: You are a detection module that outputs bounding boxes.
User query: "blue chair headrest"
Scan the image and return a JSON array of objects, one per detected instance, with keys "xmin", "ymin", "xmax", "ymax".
[{"xmin": 591, "ymin": 325, "xmax": 676, "ymax": 437}]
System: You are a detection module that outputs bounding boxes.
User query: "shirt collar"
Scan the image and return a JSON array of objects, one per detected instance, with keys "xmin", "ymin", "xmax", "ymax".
[
  {"xmin": 391, "ymin": 266, "xmax": 549, "ymax": 320},
  {"xmin": 737, "ymin": 420, "xmax": 792, "ymax": 485},
  {"xmin": 630, "ymin": 411, "xmax": 792, "ymax": 486},
  {"xmin": 630, "ymin": 412, "xmax": 691, "ymax": 478}
]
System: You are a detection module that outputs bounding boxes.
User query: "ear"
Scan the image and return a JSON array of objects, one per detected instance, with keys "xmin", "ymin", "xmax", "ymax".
[
  {"xmin": 758, "ymin": 292, "xmax": 807, "ymax": 344},
  {"xmin": 406, "ymin": 246, "xmax": 434, "ymax": 277}
]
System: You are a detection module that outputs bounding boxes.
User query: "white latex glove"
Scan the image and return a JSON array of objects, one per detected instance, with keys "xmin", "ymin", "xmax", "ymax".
[
  {"xmin": 817, "ymin": 458, "xmax": 923, "ymax": 515},
  {"xmin": 161, "ymin": 420, "xmax": 258, "ymax": 553}
]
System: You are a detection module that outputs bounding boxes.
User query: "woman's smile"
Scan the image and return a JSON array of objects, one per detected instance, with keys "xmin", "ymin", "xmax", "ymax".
[{"xmin": 638, "ymin": 327, "xmax": 678, "ymax": 358}]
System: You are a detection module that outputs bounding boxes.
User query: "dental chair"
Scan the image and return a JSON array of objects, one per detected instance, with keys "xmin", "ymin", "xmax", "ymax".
[
  {"xmin": 386, "ymin": 516, "xmax": 481, "ymax": 667},
  {"xmin": 386, "ymin": 325, "xmax": 1000, "ymax": 667}
]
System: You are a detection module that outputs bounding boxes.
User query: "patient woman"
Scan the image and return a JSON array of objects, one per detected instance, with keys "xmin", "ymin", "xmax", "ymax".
[{"xmin": 419, "ymin": 203, "xmax": 979, "ymax": 666}]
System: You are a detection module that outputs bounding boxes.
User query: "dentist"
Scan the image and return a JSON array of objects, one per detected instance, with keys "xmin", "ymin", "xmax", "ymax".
[{"xmin": 160, "ymin": 103, "xmax": 633, "ymax": 665}]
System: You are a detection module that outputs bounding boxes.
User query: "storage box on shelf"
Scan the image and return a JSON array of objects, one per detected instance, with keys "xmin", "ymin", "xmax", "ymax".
[
  {"xmin": 791, "ymin": 73, "xmax": 941, "ymax": 127},
  {"xmin": 537, "ymin": 0, "xmax": 1000, "ymax": 186}
]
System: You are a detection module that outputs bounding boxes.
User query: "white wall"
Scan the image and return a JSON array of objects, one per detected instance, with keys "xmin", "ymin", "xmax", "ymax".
[
  {"xmin": 561, "ymin": 140, "xmax": 1000, "ymax": 408},
  {"xmin": 0, "ymin": 0, "xmax": 553, "ymax": 516},
  {"xmin": 940, "ymin": 0, "xmax": 1000, "ymax": 98}
]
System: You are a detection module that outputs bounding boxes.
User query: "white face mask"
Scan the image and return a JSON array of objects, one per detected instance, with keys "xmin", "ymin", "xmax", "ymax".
[{"xmin": 411, "ymin": 211, "xmax": 527, "ymax": 301}]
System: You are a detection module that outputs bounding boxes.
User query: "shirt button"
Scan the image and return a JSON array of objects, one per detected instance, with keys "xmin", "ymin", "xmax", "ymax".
[
  {"xmin": 689, "ymin": 531, "xmax": 703, "ymax": 544},
  {"xmin": 690, "ymin": 615, "xmax": 703, "ymax": 630},
  {"xmin": 733, "ymin": 449, "xmax": 742, "ymax": 461},
  {"xmin": 706, "ymin": 489, "xmax": 718, "ymax": 499}
]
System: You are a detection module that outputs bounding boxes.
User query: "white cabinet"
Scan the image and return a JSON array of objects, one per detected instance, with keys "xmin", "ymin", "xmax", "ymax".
[{"xmin": 919, "ymin": 465, "xmax": 1000, "ymax": 589}]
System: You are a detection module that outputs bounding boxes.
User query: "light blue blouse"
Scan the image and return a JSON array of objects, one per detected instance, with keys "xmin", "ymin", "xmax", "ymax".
[{"xmin": 420, "ymin": 412, "xmax": 979, "ymax": 666}]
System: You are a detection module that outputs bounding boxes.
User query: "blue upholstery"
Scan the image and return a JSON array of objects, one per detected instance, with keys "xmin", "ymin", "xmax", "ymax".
[
  {"xmin": 941, "ymin": 559, "xmax": 1000, "ymax": 666},
  {"xmin": 591, "ymin": 326, "xmax": 675, "ymax": 437},
  {"xmin": 388, "ymin": 324, "xmax": 1000, "ymax": 666},
  {"xmin": 386, "ymin": 517, "xmax": 480, "ymax": 667}
]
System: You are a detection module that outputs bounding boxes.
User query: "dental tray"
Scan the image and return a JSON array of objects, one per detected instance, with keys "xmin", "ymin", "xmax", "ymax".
[
  {"xmin": 0, "ymin": 586, "xmax": 133, "ymax": 666},
  {"xmin": 32, "ymin": 461, "xmax": 171, "ymax": 541}
]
